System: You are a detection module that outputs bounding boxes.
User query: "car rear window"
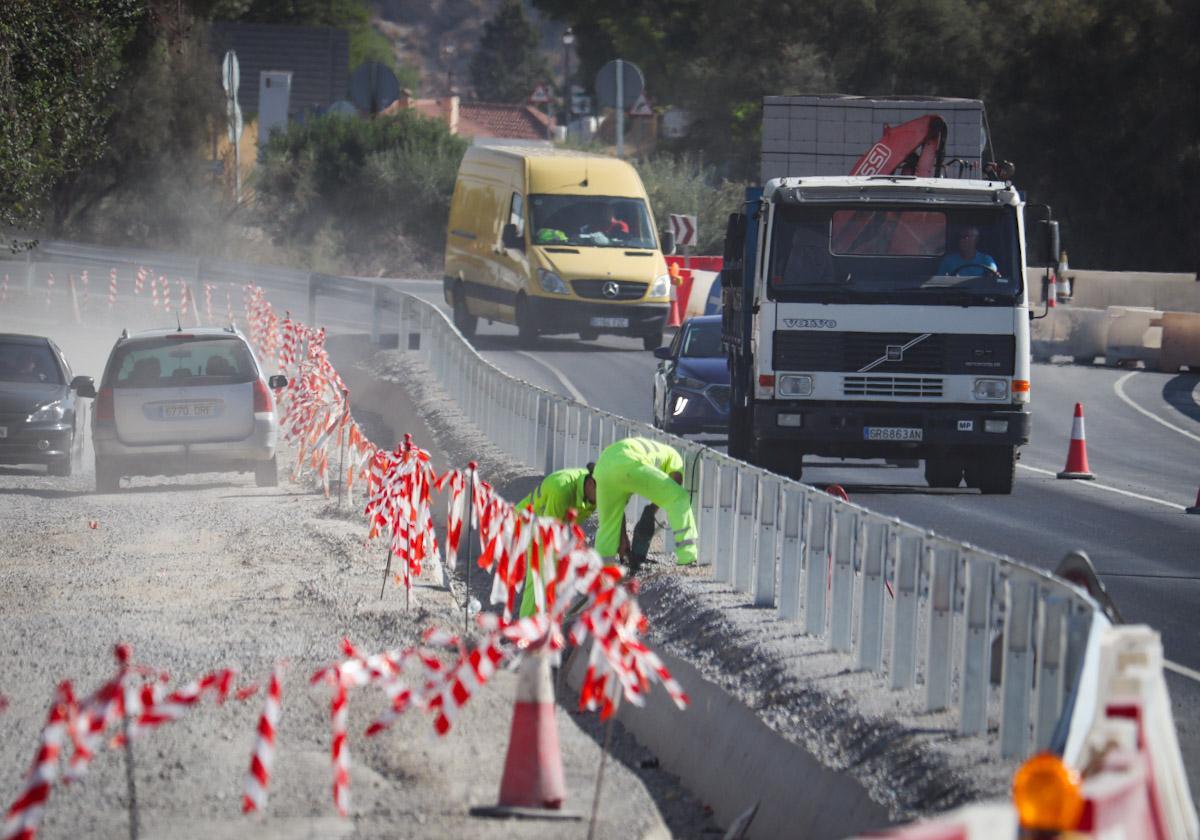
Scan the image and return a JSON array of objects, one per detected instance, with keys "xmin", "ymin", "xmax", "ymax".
[
  {"xmin": 0, "ymin": 340, "xmax": 63, "ymax": 384},
  {"xmin": 107, "ymin": 337, "xmax": 258, "ymax": 389}
]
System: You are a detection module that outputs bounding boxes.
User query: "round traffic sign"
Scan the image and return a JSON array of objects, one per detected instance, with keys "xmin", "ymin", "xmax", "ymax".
[{"xmin": 594, "ymin": 59, "xmax": 644, "ymax": 109}]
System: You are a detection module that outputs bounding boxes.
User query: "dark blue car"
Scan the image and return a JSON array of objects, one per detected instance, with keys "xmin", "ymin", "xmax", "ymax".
[{"xmin": 651, "ymin": 315, "xmax": 730, "ymax": 435}]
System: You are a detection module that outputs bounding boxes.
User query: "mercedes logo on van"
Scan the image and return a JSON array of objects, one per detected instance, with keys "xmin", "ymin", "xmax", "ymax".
[{"xmin": 602, "ymin": 281, "xmax": 620, "ymax": 299}]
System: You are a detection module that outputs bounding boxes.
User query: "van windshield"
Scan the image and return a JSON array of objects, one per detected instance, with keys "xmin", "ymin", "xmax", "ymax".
[{"xmin": 529, "ymin": 195, "xmax": 657, "ymax": 249}]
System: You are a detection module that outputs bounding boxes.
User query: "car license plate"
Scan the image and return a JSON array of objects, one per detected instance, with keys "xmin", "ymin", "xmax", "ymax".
[
  {"xmin": 589, "ymin": 316, "xmax": 629, "ymax": 328},
  {"xmin": 0, "ymin": 426, "xmax": 6, "ymax": 438},
  {"xmin": 158, "ymin": 401, "xmax": 217, "ymax": 419},
  {"xmin": 863, "ymin": 426, "xmax": 923, "ymax": 442}
]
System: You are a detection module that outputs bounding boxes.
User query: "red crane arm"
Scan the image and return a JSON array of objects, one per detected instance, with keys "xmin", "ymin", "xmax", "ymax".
[{"xmin": 849, "ymin": 115, "xmax": 948, "ymax": 177}]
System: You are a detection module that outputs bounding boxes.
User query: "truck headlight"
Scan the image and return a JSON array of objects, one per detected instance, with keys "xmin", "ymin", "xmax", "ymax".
[
  {"xmin": 973, "ymin": 378, "xmax": 1009, "ymax": 401},
  {"xmin": 537, "ymin": 269, "xmax": 570, "ymax": 295},
  {"xmin": 650, "ymin": 273, "xmax": 670, "ymax": 298},
  {"xmin": 28, "ymin": 400, "xmax": 66, "ymax": 423},
  {"xmin": 778, "ymin": 374, "xmax": 814, "ymax": 397}
]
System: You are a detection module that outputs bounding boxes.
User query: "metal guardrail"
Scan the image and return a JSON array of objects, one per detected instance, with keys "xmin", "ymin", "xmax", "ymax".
[{"xmin": 2, "ymin": 238, "xmax": 1110, "ymax": 764}]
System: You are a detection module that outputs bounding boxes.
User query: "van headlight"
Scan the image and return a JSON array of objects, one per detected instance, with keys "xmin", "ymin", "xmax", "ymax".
[
  {"xmin": 777, "ymin": 374, "xmax": 814, "ymax": 397},
  {"xmin": 538, "ymin": 269, "xmax": 570, "ymax": 295},
  {"xmin": 973, "ymin": 378, "xmax": 1009, "ymax": 401},
  {"xmin": 28, "ymin": 400, "xmax": 66, "ymax": 423},
  {"xmin": 649, "ymin": 273, "xmax": 670, "ymax": 298}
]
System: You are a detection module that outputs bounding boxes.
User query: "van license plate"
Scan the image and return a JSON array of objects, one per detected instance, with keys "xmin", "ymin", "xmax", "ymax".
[
  {"xmin": 589, "ymin": 316, "xmax": 629, "ymax": 328},
  {"xmin": 864, "ymin": 427, "xmax": 923, "ymax": 441}
]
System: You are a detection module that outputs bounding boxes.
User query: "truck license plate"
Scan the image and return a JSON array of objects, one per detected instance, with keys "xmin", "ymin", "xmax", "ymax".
[
  {"xmin": 864, "ymin": 426, "xmax": 923, "ymax": 442},
  {"xmin": 589, "ymin": 316, "xmax": 629, "ymax": 328}
]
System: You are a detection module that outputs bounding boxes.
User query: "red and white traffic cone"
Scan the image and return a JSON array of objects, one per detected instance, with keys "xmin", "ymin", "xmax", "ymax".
[
  {"xmin": 471, "ymin": 651, "xmax": 579, "ymax": 820},
  {"xmin": 1047, "ymin": 272, "xmax": 1057, "ymax": 309},
  {"xmin": 1186, "ymin": 487, "xmax": 1200, "ymax": 515},
  {"xmin": 1057, "ymin": 402, "xmax": 1095, "ymax": 480}
]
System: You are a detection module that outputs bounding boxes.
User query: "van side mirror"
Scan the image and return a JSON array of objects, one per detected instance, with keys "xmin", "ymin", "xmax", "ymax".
[
  {"xmin": 502, "ymin": 223, "xmax": 524, "ymax": 251},
  {"xmin": 268, "ymin": 374, "xmax": 289, "ymax": 389},
  {"xmin": 659, "ymin": 230, "xmax": 675, "ymax": 255},
  {"xmin": 71, "ymin": 375, "xmax": 96, "ymax": 399},
  {"xmin": 1029, "ymin": 219, "xmax": 1060, "ymax": 267}
]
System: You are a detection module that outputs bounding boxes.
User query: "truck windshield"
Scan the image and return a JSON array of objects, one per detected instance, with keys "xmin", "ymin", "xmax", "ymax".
[
  {"xmin": 529, "ymin": 194, "xmax": 657, "ymax": 249},
  {"xmin": 767, "ymin": 205, "xmax": 1021, "ymax": 303}
]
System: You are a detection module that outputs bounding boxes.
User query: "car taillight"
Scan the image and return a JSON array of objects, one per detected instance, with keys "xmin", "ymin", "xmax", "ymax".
[
  {"xmin": 253, "ymin": 378, "xmax": 274, "ymax": 413},
  {"xmin": 95, "ymin": 387, "xmax": 114, "ymax": 421}
]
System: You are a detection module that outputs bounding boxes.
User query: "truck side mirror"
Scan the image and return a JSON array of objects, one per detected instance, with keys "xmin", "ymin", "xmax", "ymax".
[
  {"xmin": 1029, "ymin": 219, "xmax": 1060, "ymax": 268},
  {"xmin": 659, "ymin": 230, "xmax": 675, "ymax": 255},
  {"xmin": 720, "ymin": 268, "xmax": 742, "ymax": 288},
  {"xmin": 723, "ymin": 213, "xmax": 746, "ymax": 263},
  {"xmin": 502, "ymin": 223, "xmax": 525, "ymax": 251}
]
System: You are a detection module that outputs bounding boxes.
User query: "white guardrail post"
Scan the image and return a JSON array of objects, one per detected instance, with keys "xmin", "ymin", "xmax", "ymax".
[{"xmin": 7, "ymin": 241, "xmax": 1121, "ymax": 762}]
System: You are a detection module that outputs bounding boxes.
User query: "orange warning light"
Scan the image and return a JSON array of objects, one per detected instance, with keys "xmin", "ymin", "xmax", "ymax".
[{"xmin": 1012, "ymin": 752, "xmax": 1084, "ymax": 832}]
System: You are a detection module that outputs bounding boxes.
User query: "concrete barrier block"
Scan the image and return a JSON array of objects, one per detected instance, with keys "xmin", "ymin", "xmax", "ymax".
[
  {"xmin": 1105, "ymin": 306, "xmax": 1163, "ymax": 367},
  {"xmin": 1154, "ymin": 311, "xmax": 1200, "ymax": 372}
]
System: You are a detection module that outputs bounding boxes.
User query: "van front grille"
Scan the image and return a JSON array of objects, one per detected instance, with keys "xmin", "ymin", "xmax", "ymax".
[{"xmin": 572, "ymin": 280, "xmax": 648, "ymax": 301}]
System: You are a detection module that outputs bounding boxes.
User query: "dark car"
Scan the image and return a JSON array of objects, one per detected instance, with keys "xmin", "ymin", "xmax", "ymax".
[
  {"xmin": 0, "ymin": 334, "xmax": 94, "ymax": 476},
  {"xmin": 651, "ymin": 315, "xmax": 730, "ymax": 435}
]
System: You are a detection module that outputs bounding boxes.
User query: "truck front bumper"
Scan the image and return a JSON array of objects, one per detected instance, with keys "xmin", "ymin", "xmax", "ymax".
[{"xmin": 752, "ymin": 401, "xmax": 1030, "ymax": 458}]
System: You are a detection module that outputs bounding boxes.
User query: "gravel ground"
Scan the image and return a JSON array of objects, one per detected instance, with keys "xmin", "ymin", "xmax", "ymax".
[
  {"xmin": 348, "ymin": 341, "xmax": 1013, "ymax": 828},
  {"xmin": 0, "ymin": 307, "xmax": 713, "ymax": 839}
]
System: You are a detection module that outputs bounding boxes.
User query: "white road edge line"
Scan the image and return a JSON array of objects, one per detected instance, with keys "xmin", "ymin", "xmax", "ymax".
[
  {"xmin": 1016, "ymin": 464, "xmax": 1186, "ymax": 511},
  {"xmin": 1165, "ymin": 659, "xmax": 1200, "ymax": 685},
  {"xmin": 1113, "ymin": 370, "xmax": 1200, "ymax": 444},
  {"xmin": 514, "ymin": 350, "xmax": 589, "ymax": 406}
]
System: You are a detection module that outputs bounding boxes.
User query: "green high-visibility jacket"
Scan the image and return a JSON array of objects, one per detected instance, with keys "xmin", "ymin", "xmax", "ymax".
[{"xmin": 516, "ymin": 468, "xmax": 595, "ymax": 617}]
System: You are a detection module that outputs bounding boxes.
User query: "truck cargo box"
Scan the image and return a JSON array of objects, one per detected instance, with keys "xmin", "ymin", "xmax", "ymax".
[{"xmin": 761, "ymin": 94, "xmax": 985, "ymax": 182}]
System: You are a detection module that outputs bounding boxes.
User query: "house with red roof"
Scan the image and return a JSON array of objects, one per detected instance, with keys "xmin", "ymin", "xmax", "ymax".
[{"xmin": 382, "ymin": 94, "xmax": 554, "ymax": 142}]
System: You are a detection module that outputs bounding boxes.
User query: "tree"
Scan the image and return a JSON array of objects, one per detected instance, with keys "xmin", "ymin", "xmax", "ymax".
[
  {"xmin": 0, "ymin": 0, "xmax": 141, "ymax": 243},
  {"xmin": 470, "ymin": 0, "xmax": 550, "ymax": 103}
]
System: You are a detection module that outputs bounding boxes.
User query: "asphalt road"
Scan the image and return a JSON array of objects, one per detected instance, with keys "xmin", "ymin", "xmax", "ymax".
[{"xmin": 375, "ymin": 279, "xmax": 1200, "ymax": 788}]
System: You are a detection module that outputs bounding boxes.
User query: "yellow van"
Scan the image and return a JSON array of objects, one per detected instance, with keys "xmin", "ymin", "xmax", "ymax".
[{"xmin": 443, "ymin": 145, "xmax": 673, "ymax": 349}]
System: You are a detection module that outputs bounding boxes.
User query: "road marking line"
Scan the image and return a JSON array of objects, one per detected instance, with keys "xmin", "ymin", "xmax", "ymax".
[
  {"xmin": 1114, "ymin": 370, "xmax": 1200, "ymax": 444},
  {"xmin": 1165, "ymin": 659, "xmax": 1200, "ymax": 684},
  {"xmin": 1017, "ymin": 464, "xmax": 1186, "ymax": 511},
  {"xmin": 514, "ymin": 351, "xmax": 589, "ymax": 406}
]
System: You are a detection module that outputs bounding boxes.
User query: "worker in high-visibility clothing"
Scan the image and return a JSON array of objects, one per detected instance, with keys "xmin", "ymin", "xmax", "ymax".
[
  {"xmin": 593, "ymin": 437, "xmax": 698, "ymax": 567},
  {"xmin": 515, "ymin": 465, "xmax": 597, "ymax": 617}
]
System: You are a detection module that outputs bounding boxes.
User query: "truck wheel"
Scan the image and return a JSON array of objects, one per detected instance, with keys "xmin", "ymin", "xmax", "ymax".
[
  {"xmin": 642, "ymin": 331, "xmax": 664, "ymax": 351},
  {"xmin": 965, "ymin": 446, "xmax": 1016, "ymax": 495},
  {"xmin": 452, "ymin": 284, "xmax": 477, "ymax": 338},
  {"xmin": 95, "ymin": 457, "xmax": 120, "ymax": 493},
  {"xmin": 924, "ymin": 457, "xmax": 964, "ymax": 489},
  {"xmin": 255, "ymin": 455, "xmax": 279, "ymax": 488},
  {"xmin": 579, "ymin": 329, "xmax": 599, "ymax": 341},
  {"xmin": 515, "ymin": 295, "xmax": 539, "ymax": 345}
]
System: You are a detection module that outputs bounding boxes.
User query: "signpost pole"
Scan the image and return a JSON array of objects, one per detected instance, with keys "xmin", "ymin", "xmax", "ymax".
[{"xmin": 615, "ymin": 59, "xmax": 624, "ymax": 159}]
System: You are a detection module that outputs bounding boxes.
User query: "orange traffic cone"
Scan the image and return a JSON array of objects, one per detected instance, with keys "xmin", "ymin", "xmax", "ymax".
[
  {"xmin": 1047, "ymin": 272, "xmax": 1057, "ymax": 308},
  {"xmin": 1186, "ymin": 487, "xmax": 1200, "ymax": 515},
  {"xmin": 1057, "ymin": 403, "xmax": 1095, "ymax": 480},
  {"xmin": 471, "ymin": 652, "xmax": 580, "ymax": 820}
]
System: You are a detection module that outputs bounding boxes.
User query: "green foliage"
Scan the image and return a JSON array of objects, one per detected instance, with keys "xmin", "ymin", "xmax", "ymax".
[
  {"xmin": 470, "ymin": 0, "xmax": 551, "ymax": 103},
  {"xmin": 0, "ymin": 0, "xmax": 142, "ymax": 240},
  {"xmin": 254, "ymin": 111, "xmax": 468, "ymax": 267},
  {"xmin": 633, "ymin": 154, "xmax": 746, "ymax": 254},
  {"xmin": 49, "ymin": 7, "xmax": 227, "ymax": 251}
]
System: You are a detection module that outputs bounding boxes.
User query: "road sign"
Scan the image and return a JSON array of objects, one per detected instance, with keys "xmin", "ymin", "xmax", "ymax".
[
  {"xmin": 594, "ymin": 59, "xmax": 644, "ymax": 109},
  {"xmin": 349, "ymin": 61, "xmax": 400, "ymax": 113},
  {"xmin": 221, "ymin": 50, "xmax": 239, "ymax": 96},
  {"xmin": 227, "ymin": 100, "xmax": 243, "ymax": 144},
  {"xmin": 529, "ymin": 83, "xmax": 552, "ymax": 104},
  {"xmin": 629, "ymin": 92, "xmax": 653, "ymax": 116},
  {"xmin": 669, "ymin": 214, "xmax": 698, "ymax": 248}
]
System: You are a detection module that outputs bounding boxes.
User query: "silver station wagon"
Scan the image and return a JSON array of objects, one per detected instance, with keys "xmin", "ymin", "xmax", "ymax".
[{"xmin": 92, "ymin": 327, "xmax": 285, "ymax": 492}]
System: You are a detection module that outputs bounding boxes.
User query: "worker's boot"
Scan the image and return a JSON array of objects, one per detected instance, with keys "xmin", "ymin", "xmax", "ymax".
[{"xmin": 627, "ymin": 504, "xmax": 659, "ymax": 575}]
